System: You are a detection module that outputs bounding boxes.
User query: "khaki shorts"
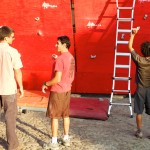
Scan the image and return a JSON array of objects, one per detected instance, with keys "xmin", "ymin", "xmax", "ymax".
[{"xmin": 46, "ymin": 91, "xmax": 71, "ymax": 119}]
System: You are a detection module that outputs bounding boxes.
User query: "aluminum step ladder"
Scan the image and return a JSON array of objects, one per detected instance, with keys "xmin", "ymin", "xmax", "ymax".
[{"xmin": 108, "ymin": 0, "xmax": 136, "ymax": 117}]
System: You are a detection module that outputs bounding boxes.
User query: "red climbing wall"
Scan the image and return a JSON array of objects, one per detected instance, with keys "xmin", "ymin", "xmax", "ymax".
[
  {"xmin": 73, "ymin": 0, "xmax": 150, "ymax": 93},
  {"xmin": 0, "ymin": 0, "xmax": 150, "ymax": 94},
  {"xmin": 0, "ymin": 0, "xmax": 74, "ymax": 91},
  {"xmin": 74, "ymin": 0, "xmax": 116, "ymax": 93}
]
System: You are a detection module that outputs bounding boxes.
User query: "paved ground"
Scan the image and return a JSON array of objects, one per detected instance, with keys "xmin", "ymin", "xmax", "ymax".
[{"xmin": 0, "ymin": 95, "xmax": 150, "ymax": 150}]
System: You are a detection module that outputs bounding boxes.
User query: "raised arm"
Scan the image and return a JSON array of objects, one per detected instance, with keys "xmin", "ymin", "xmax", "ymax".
[{"xmin": 128, "ymin": 27, "xmax": 139, "ymax": 52}]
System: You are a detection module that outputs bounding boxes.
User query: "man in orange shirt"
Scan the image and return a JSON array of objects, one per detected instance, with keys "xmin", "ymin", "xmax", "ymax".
[{"xmin": 42, "ymin": 36, "xmax": 75, "ymax": 150}]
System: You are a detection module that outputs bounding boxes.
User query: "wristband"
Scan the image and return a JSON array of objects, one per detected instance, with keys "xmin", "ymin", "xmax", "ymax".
[{"xmin": 44, "ymin": 82, "xmax": 48, "ymax": 86}]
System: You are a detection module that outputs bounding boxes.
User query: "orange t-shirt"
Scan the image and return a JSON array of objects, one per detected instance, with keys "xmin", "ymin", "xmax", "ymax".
[{"xmin": 51, "ymin": 52, "xmax": 75, "ymax": 92}]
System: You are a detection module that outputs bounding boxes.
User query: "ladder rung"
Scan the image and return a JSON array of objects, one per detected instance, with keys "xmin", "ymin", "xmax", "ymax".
[
  {"xmin": 117, "ymin": 18, "xmax": 133, "ymax": 22},
  {"xmin": 111, "ymin": 103, "xmax": 131, "ymax": 106},
  {"xmin": 113, "ymin": 77, "xmax": 130, "ymax": 81},
  {"xmin": 118, "ymin": 7, "xmax": 133, "ymax": 10},
  {"xmin": 116, "ymin": 52, "xmax": 131, "ymax": 56},
  {"xmin": 117, "ymin": 41, "xmax": 128, "ymax": 44},
  {"xmin": 115, "ymin": 64, "xmax": 130, "ymax": 68},
  {"xmin": 113, "ymin": 90, "xmax": 130, "ymax": 92},
  {"xmin": 118, "ymin": 29, "xmax": 131, "ymax": 33}
]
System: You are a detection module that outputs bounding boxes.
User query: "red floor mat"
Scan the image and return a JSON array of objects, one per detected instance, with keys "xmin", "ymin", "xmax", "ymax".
[
  {"xmin": 17, "ymin": 91, "xmax": 109, "ymax": 120},
  {"xmin": 70, "ymin": 97, "xmax": 109, "ymax": 120}
]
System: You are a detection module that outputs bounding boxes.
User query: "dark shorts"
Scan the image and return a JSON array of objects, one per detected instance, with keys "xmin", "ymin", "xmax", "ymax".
[
  {"xmin": 46, "ymin": 91, "xmax": 71, "ymax": 119},
  {"xmin": 134, "ymin": 87, "xmax": 150, "ymax": 115}
]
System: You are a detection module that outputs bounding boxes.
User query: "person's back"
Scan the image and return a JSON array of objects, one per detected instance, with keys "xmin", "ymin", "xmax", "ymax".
[
  {"xmin": 131, "ymin": 48, "xmax": 150, "ymax": 88},
  {"xmin": 128, "ymin": 28, "xmax": 150, "ymax": 139},
  {"xmin": 51, "ymin": 51, "xmax": 75, "ymax": 92}
]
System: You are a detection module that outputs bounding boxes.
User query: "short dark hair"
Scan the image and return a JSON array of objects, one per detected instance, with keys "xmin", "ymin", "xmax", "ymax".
[
  {"xmin": 140, "ymin": 41, "xmax": 150, "ymax": 57},
  {"xmin": 0, "ymin": 26, "xmax": 14, "ymax": 41},
  {"xmin": 57, "ymin": 36, "xmax": 71, "ymax": 49}
]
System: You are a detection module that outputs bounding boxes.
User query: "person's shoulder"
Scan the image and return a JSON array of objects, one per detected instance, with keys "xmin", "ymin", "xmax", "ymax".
[
  {"xmin": 131, "ymin": 49, "xmax": 138, "ymax": 55},
  {"xmin": 66, "ymin": 51, "xmax": 74, "ymax": 57},
  {"xmin": 8, "ymin": 45, "xmax": 19, "ymax": 53},
  {"xmin": 8, "ymin": 45, "xmax": 18, "ymax": 51},
  {"xmin": 7, "ymin": 45, "xmax": 21, "ymax": 57},
  {"xmin": 131, "ymin": 49, "xmax": 136, "ymax": 53},
  {"xmin": 59, "ymin": 52, "xmax": 69, "ymax": 58},
  {"xmin": 69, "ymin": 52, "xmax": 75, "ymax": 60}
]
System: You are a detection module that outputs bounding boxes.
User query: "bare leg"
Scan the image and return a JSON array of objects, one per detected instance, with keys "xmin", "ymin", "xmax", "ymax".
[
  {"xmin": 43, "ymin": 118, "xmax": 59, "ymax": 148},
  {"xmin": 136, "ymin": 114, "xmax": 142, "ymax": 130},
  {"xmin": 62, "ymin": 117, "xmax": 71, "ymax": 146},
  {"xmin": 63, "ymin": 117, "xmax": 70, "ymax": 135},
  {"xmin": 51, "ymin": 118, "xmax": 58, "ymax": 137},
  {"xmin": 135, "ymin": 114, "xmax": 143, "ymax": 138}
]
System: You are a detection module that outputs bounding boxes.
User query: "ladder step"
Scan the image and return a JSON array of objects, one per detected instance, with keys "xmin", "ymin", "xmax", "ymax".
[
  {"xmin": 118, "ymin": 29, "xmax": 131, "ymax": 33},
  {"xmin": 117, "ymin": 41, "xmax": 128, "ymax": 44},
  {"xmin": 111, "ymin": 103, "xmax": 131, "ymax": 106},
  {"xmin": 115, "ymin": 64, "xmax": 130, "ymax": 68},
  {"xmin": 113, "ymin": 77, "xmax": 130, "ymax": 80},
  {"xmin": 116, "ymin": 52, "xmax": 131, "ymax": 56},
  {"xmin": 117, "ymin": 18, "xmax": 133, "ymax": 22},
  {"xmin": 113, "ymin": 90, "xmax": 130, "ymax": 92},
  {"xmin": 118, "ymin": 7, "xmax": 133, "ymax": 10}
]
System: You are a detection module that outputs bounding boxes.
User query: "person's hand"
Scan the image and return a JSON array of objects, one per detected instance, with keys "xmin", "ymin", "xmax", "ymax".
[
  {"xmin": 52, "ymin": 54, "xmax": 58, "ymax": 60},
  {"xmin": 132, "ymin": 26, "xmax": 140, "ymax": 35},
  {"xmin": 19, "ymin": 87, "xmax": 24, "ymax": 98},
  {"xmin": 42, "ymin": 85, "xmax": 48, "ymax": 93}
]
